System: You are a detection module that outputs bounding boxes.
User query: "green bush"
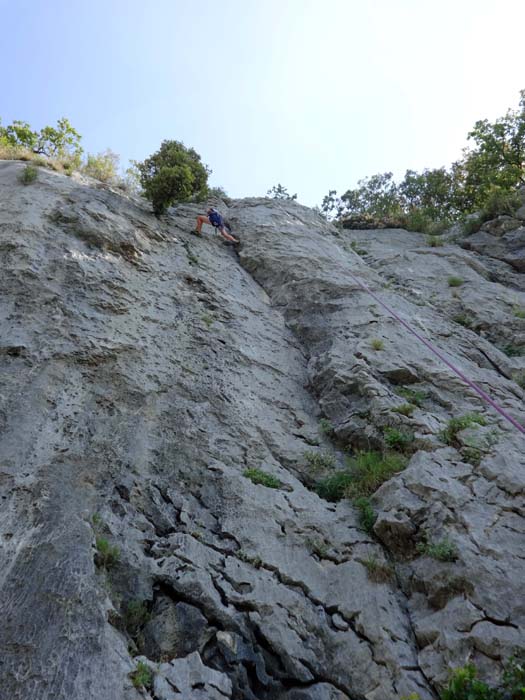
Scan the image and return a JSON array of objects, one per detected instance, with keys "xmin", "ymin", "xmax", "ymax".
[
  {"xmin": 427, "ymin": 235, "xmax": 445, "ymax": 247},
  {"xmin": 18, "ymin": 163, "xmax": 38, "ymax": 185},
  {"xmin": 267, "ymin": 183, "xmax": 297, "ymax": 200},
  {"xmin": 136, "ymin": 140, "xmax": 210, "ymax": 216},
  {"xmin": 439, "ymin": 654, "xmax": 525, "ymax": 700},
  {"xmin": 513, "ymin": 371, "xmax": 525, "ymax": 389},
  {"xmin": 513, "ymin": 306, "xmax": 525, "ymax": 319},
  {"xmin": 371, "ymin": 338, "xmax": 384, "ymax": 351},
  {"xmin": 319, "ymin": 418, "xmax": 334, "ymax": 435},
  {"xmin": 124, "ymin": 600, "xmax": 151, "ymax": 637},
  {"xmin": 354, "ymin": 496, "xmax": 376, "ymax": 533},
  {"xmin": 391, "ymin": 403, "xmax": 415, "ymax": 417},
  {"xmin": 397, "ymin": 386, "xmax": 427, "ymax": 406},
  {"xmin": 441, "ymin": 413, "xmax": 487, "ymax": 446},
  {"xmin": 452, "ymin": 313, "xmax": 474, "ymax": 329},
  {"xmin": 384, "ymin": 427, "xmax": 414, "ymax": 452},
  {"xmin": 244, "ymin": 468, "xmax": 281, "ymax": 489},
  {"xmin": 304, "ymin": 450, "xmax": 336, "ymax": 472},
  {"xmin": 361, "ymin": 554, "xmax": 394, "ymax": 582},
  {"xmin": 417, "ymin": 537, "xmax": 458, "ymax": 562},
  {"xmin": 130, "ymin": 661, "xmax": 153, "ymax": 690},
  {"xmin": 316, "ymin": 451, "xmax": 406, "ymax": 501},
  {"xmin": 448, "ymin": 276, "xmax": 464, "ymax": 287},
  {"xmin": 95, "ymin": 536, "xmax": 120, "ymax": 569},
  {"xmin": 82, "ymin": 149, "xmax": 119, "ymax": 183},
  {"xmin": 502, "ymin": 343, "xmax": 524, "ymax": 357}
]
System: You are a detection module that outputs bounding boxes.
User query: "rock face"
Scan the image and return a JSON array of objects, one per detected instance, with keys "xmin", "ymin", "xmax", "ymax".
[{"xmin": 0, "ymin": 160, "xmax": 524, "ymax": 700}]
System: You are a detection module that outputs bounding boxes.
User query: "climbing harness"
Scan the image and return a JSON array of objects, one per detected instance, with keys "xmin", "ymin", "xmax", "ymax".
[{"xmin": 346, "ymin": 269, "xmax": 525, "ymax": 436}]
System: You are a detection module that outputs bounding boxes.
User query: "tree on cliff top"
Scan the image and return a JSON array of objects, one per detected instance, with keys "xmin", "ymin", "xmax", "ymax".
[
  {"xmin": 0, "ymin": 117, "xmax": 82, "ymax": 164},
  {"xmin": 136, "ymin": 140, "xmax": 210, "ymax": 216}
]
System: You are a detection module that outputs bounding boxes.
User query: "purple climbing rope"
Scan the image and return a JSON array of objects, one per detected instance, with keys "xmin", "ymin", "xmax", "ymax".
[{"xmin": 346, "ymin": 269, "xmax": 525, "ymax": 436}]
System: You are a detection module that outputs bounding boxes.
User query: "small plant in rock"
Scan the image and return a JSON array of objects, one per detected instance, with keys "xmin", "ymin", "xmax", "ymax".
[
  {"xmin": 448, "ymin": 276, "xmax": 465, "ymax": 288},
  {"xmin": 513, "ymin": 371, "xmax": 525, "ymax": 389},
  {"xmin": 304, "ymin": 450, "xmax": 336, "ymax": 472},
  {"xmin": 18, "ymin": 163, "xmax": 38, "ymax": 185},
  {"xmin": 441, "ymin": 413, "xmax": 487, "ymax": 446},
  {"xmin": 383, "ymin": 426, "xmax": 414, "ymax": 452},
  {"xmin": 513, "ymin": 306, "xmax": 525, "ymax": 319},
  {"xmin": 92, "ymin": 513, "xmax": 103, "ymax": 528},
  {"xmin": 397, "ymin": 386, "xmax": 427, "ymax": 406},
  {"xmin": 354, "ymin": 496, "xmax": 376, "ymax": 534},
  {"xmin": 441, "ymin": 664, "xmax": 495, "ymax": 700},
  {"xmin": 371, "ymin": 338, "xmax": 384, "ymax": 351},
  {"xmin": 130, "ymin": 661, "xmax": 153, "ymax": 690},
  {"xmin": 124, "ymin": 600, "xmax": 151, "ymax": 637},
  {"xmin": 350, "ymin": 240, "xmax": 368, "ymax": 255},
  {"xmin": 417, "ymin": 537, "xmax": 458, "ymax": 562},
  {"xmin": 361, "ymin": 554, "xmax": 394, "ymax": 583},
  {"xmin": 452, "ymin": 313, "xmax": 474, "ymax": 329},
  {"xmin": 502, "ymin": 343, "xmax": 524, "ymax": 357},
  {"xmin": 95, "ymin": 537, "xmax": 120, "ymax": 570},
  {"xmin": 391, "ymin": 403, "xmax": 415, "ymax": 417},
  {"xmin": 318, "ymin": 418, "xmax": 334, "ymax": 435},
  {"xmin": 201, "ymin": 313, "xmax": 214, "ymax": 328},
  {"xmin": 461, "ymin": 446, "xmax": 483, "ymax": 466},
  {"xmin": 426, "ymin": 235, "xmax": 444, "ymax": 247},
  {"xmin": 244, "ymin": 468, "xmax": 281, "ymax": 489},
  {"xmin": 306, "ymin": 537, "xmax": 329, "ymax": 559}
]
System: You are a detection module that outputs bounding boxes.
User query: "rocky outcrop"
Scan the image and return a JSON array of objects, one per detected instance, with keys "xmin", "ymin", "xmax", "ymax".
[
  {"xmin": 461, "ymin": 214, "xmax": 525, "ymax": 272},
  {"xmin": 0, "ymin": 161, "xmax": 524, "ymax": 700}
]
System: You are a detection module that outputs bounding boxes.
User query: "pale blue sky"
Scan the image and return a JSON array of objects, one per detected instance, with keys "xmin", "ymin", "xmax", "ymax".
[{"xmin": 2, "ymin": 0, "xmax": 524, "ymax": 205}]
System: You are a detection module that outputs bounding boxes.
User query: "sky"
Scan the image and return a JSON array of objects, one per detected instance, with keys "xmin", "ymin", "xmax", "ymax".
[{"xmin": 2, "ymin": 0, "xmax": 525, "ymax": 206}]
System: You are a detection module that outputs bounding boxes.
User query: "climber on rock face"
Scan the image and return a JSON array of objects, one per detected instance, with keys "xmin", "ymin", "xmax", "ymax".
[{"xmin": 193, "ymin": 207, "xmax": 239, "ymax": 244}]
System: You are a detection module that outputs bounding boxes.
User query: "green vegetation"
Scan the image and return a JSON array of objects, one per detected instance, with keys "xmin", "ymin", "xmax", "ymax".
[
  {"xmin": 124, "ymin": 600, "xmax": 151, "ymax": 637},
  {"xmin": 427, "ymin": 235, "xmax": 444, "ymax": 247},
  {"xmin": 513, "ymin": 306, "xmax": 525, "ymax": 319},
  {"xmin": 452, "ymin": 312, "xmax": 474, "ymax": 329},
  {"xmin": 266, "ymin": 183, "xmax": 297, "ymax": 200},
  {"xmin": 384, "ymin": 426, "xmax": 414, "ymax": 452},
  {"xmin": 417, "ymin": 537, "xmax": 458, "ymax": 562},
  {"xmin": 396, "ymin": 386, "xmax": 427, "ymax": 406},
  {"xmin": 502, "ymin": 343, "xmax": 524, "ymax": 357},
  {"xmin": 448, "ymin": 276, "xmax": 464, "ymax": 288},
  {"xmin": 244, "ymin": 468, "xmax": 281, "ymax": 489},
  {"xmin": 95, "ymin": 536, "xmax": 120, "ymax": 570},
  {"xmin": 391, "ymin": 403, "xmax": 415, "ymax": 417},
  {"xmin": 371, "ymin": 338, "xmax": 384, "ymax": 351},
  {"xmin": 441, "ymin": 413, "xmax": 487, "ymax": 446},
  {"xmin": 316, "ymin": 450, "xmax": 407, "ymax": 501},
  {"xmin": 18, "ymin": 163, "xmax": 38, "ymax": 185},
  {"xmin": 513, "ymin": 371, "xmax": 525, "ymax": 389},
  {"xmin": 361, "ymin": 554, "xmax": 394, "ymax": 582},
  {"xmin": 136, "ymin": 139, "xmax": 209, "ymax": 216},
  {"xmin": 201, "ymin": 313, "xmax": 214, "ymax": 328},
  {"xmin": 318, "ymin": 418, "xmax": 334, "ymax": 435},
  {"xmin": 354, "ymin": 496, "xmax": 376, "ymax": 534},
  {"xmin": 321, "ymin": 89, "xmax": 525, "ymax": 233},
  {"xmin": 350, "ymin": 240, "xmax": 368, "ymax": 255},
  {"xmin": 130, "ymin": 661, "xmax": 153, "ymax": 690},
  {"xmin": 306, "ymin": 538, "xmax": 329, "ymax": 559},
  {"xmin": 0, "ymin": 117, "xmax": 82, "ymax": 163},
  {"xmin": 304, "ymin": 450, "xmax": 336, "ymax": 472},
  {"xmin": 461, "ymin": 446, "xmax": 483, "ymax": 466},
  {"xmin": 82, "ymin": 149, "xmax": 119, "ymax": 183}
]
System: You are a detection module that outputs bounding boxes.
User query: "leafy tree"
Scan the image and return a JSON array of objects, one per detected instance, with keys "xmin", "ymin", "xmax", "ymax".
[
  {"xmin": 136, "ymin": 140, "xmax": 210, "ymax": 216},
  {"xmin": 267, "ymin": 183, "xmax": 297, "ymax": 200},
  {"xmin": 0, "ymin": 117, "xmax": 82, "ymax": 165}
]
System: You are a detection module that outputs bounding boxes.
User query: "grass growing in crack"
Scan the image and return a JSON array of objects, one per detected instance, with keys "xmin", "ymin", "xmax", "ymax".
[
  {"xmin": 371, "ymin": 338, "xmax": 384, "ymax": 351},
  {"xmin": 95, "ymin": 537, "xmax": 120, "ymax": 570},
  {"xmin": 18, "ymin": 163, "xmax": 38, "ymax": 185},
  {"xmin": 182, "ymin": 240, "xmax": 199, "ymax": 266},
  {"xmin": 130, "ymin": 661, "xmax": 153, "ymax": 690},
  {"xmin": 244, "ymin": 468, "xmax": 281, "ymax": 489},
  {"xmin": 452, "ymin": 313, "xmax": 474, "ymax": 329},
  {"xmin": 318, "ymin": 418, "xmax": 334, "ymax": 435},
  {"xmin": 396, "ymin": 386, "xmax": 427, "ymax": 407},
  {"xmin": 501, "ymin": 343, "xmax": 524, "ymax": 357},
  {"xmin": 441, "ymin": 413, "xmax": 487, "ymax": 446},
  {"xmin": 448, "ymin": 276, "xmax": 464, "ymax": 288},
  {"xmin": 384, "ymin": 426, "xmax": 414, "ymax": 452},
  {"xmin": 124, "ymin": 600, "xmax": 151, "ymax": 637},
  {"xmin": 513, "ymin": 371, "xmax": 525, "ymax": 389},
  {"xmin": 391, "ymin": 403, "xmax": 415, "ymax": 417},
  {"xmin": 513, "ymin": 306, "xmax": 525, "ymax": 319},
  {"xmin": 237, "ymin": 550, "xmax": 263, "ymax": 568},
  {"xmin": 426, "ymin": 235, "xmax": 444, "ymax": 247},
  {"xmin": 201, "ymin": 313, "xmax": 214, "ymax": 328},
  {"xmin": 316, "ymin": 451, "xmax": 407, "ymax": 501},
  {"xmin": 354, "ymin": 496, "xmax": 376, "ymax": 534},
  {"xmin": 417, "ymin": 538, "xmax": 458, "ymax": 562},
  {"xmin": 461, "ymin": 446, "xmax": 483, "ymax": 466},
  {"xmin": 361, "ymin": 554, "xmax": 394, "ymax": 582},
  {"xmin": 306, "ymin": 537, "xmax": 329, "ymax": 559},
  {"xmin": 304, "ymin": 450, "xmax": 336, "ymax": 472},
  {"xmin": 350, "ymin": 240, "xmax": 368, "ymax": 255}
]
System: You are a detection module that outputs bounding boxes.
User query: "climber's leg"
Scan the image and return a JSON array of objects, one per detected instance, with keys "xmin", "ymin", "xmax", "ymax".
[{"xmin": 195, "ymin": 215, "xmax": 210, "ymax": 234}]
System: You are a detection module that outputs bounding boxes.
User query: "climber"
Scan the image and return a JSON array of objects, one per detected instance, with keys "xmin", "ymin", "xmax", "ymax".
[{"xmin": 193, "ymin": 207, "xmax": 239, "ymax": 244}]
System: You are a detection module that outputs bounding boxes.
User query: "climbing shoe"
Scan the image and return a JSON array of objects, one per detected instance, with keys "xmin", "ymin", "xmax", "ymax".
[{"xmin": 190, "ymin": 229, "xmax": 201, "ymax": 236}]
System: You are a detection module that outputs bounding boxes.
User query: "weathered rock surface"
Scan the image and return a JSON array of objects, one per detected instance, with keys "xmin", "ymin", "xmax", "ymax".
[{"xmin": 0, "ymin": 161, "xmax": 524, "ymax": 700}]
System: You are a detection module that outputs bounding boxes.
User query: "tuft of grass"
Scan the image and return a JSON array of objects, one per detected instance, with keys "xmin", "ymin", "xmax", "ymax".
[
  {"xmin": 304, "ymin": 450, "xmax": 336, "ymax": 472},
  {"xmin": 417, "ymin": 537, "xmax": 458, "ymax": 562},
  {"xmin": 354, "ymin": 496, "xmax": 376, "ymax": 534},
  {"xmin": 95, "ymin": 537, "xmax": 120, "ymax": 570},
  {"xmin": 513, "ymin": 371, "xmax": 525, "ymax": 389},
  {"xmin": 130, "ymin": 661, "xmax": 153, "ymax": 690},
  {"xmin": 452, "ymin": 313, "xmax": 474, "ymax": 329},
  {"xmin": 383, "ymin": 426, "xmax": 414, "ymax": 453},
  {"xmin": 501, "ymin": 343, "xmax": 524, "ymax": 357},
  {"xmin": 391, "ymin": 403, "xmax": 415, "ymax": 417},
  {"xmin": 92, "ymin": 513, "xmax": 103, "ymax": 528},
  {"xmin": 18, "ymin": 163, "xmax": 38, "ymax": 185},
  {"xmin": 318, "ymin": 418, "xmax": 334, "ymax": 435},
  {"xmin": 461, "ymin": 446, "xmax": 483, "ymax": 466},
  {"xmin": 361, "ymin": 554, "xmax": 394, "ymax": 582},
  {"xmin": 426, "ymin": 235, "xmax": 444, "ymax": 247},
  {"xmin": 124, "ymin": 600, "xmax": 151, "ymax": 637},
  {"xmin": 350, "ymin": 240, "xmax": 368, "ymax": 255},
  {"xmin": 201, "ymin": 313, "xmax": 214, "ymax": 328},
  {"xmin": 371, "ymin": 338, "xmax": 384, "ymax": 351},
  {"xmin": 244, "ymin": 467, "xmax": 281, "ymax": 489},
  {"xmin": 441, "ymin": 413, "xmax": 487, "ymax": 446},
  {"xmin": 316, "ymin": 451, "xmax": 407, "ymax": 502},
  {"xmin": 513, "ymin": 306, "xmax": 525, "ymax": 319},
  {"xmin": 448, "ymin": 276, "xmax": 464, "ymax": 288},
  {"xmin": 306, "ymin": 537, "xmax": 329, "ymax": 559},
  {"xmin": 396, "ymin": 386, "xmax": 427, "ymax": 407}
]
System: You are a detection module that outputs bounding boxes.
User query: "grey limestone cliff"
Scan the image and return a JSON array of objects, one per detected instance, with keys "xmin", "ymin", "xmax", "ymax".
[{"xmin": 0, "ymin": 161, "xmax": 524, "ymax": 700}]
